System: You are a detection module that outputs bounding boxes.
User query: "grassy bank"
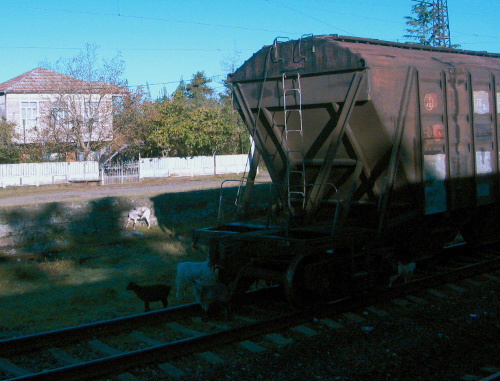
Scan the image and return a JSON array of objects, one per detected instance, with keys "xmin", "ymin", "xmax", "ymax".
[
  {"xmin": 0, "ymin": 181, "xmax": 275, "ymax": 338},
  {"xmin": 0, "ymin": 228, "xmax": 207, "ymax": 338},
  {"xmin": 0, "ymin": 185, "xmax": 224, "ymax": 337},
  {"xmin": 0, "ymin": 177, "xmax": 278, "ymax": 339}
]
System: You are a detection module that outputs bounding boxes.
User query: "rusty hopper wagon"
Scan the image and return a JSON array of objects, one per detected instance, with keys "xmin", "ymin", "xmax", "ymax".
[{"xmin": 195, "ymin": 35, "xmax": 500, "ymax": 306}]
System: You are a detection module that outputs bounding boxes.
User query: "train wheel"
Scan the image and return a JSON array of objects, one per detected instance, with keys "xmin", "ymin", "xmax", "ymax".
[{"xmin": 284, "ymin": 253, "xmax": 333, "ymax": 308}]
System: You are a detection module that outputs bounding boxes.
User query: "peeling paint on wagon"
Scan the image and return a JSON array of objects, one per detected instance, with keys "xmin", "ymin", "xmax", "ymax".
[
  {"xmin": 226, "ymin": 35, "xmax": 499, "ymax": 250},
  {"xmin": 196, "ymin": 35, "xmax": 499, "ymax": 306}
]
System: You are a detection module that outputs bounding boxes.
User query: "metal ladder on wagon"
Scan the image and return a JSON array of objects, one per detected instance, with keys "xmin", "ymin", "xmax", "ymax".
[{"xmin": 282, "ymin": 72, "xmax": 307, "ymax": 212}]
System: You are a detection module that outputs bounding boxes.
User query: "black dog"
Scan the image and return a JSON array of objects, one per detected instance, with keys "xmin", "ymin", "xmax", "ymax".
[{"xmin": 126, "ymin": 281, "xmax": 171, "ymax": 312}]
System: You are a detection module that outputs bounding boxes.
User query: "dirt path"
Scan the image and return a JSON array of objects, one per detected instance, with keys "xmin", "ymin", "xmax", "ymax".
[{"xmin": 0, "ymin": 173, "xmax": 271, "ymax": 207}]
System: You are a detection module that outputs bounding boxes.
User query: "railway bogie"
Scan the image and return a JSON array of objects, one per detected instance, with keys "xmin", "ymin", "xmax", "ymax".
[{"xmin": 195, "ymin": 35, "xmax": 500, "ymax": 306}]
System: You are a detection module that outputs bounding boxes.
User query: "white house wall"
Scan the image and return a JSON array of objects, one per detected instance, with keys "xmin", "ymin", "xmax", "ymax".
[
  {"xmin": 4, "ymin": 93, "xmax": 114, "ymax": 144},
  {"xmin": 0, "ymin": 94, "xmax": 6, "ymax": 117},
  {"xmin": 4, "ymin": 93, "xmax": 39, "ymax": 143}
]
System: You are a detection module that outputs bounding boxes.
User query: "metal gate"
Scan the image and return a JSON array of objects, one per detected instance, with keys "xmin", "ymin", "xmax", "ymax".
[{"xmin": 100, "ymin": 161, "xmax": 140, "ymax": 185}]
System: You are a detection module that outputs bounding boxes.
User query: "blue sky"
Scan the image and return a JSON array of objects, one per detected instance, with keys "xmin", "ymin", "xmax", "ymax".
[{"xmin": 0, "ymin": 0, "xmax": 498, "ymax": 98}]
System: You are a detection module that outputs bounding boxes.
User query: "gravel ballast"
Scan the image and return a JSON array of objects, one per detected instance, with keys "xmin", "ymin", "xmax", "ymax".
[{"xmin": 170, "ymin": 274, "xmax": 499, "ymax": 381}]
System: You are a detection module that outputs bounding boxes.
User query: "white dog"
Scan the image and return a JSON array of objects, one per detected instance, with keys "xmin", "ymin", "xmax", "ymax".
[
  {"xmin": 389, "ymin": 261, "xmax": 416, "ymax": 286},
  {"xmin": 175, "ymin": 261, "xmax": 216, "ymax": 301},
  {"xmin": 126, "ymin": 207, "xmax": 151, "ymax": 229}
]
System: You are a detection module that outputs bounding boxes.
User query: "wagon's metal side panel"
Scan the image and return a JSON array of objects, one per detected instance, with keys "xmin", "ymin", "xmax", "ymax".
[
  {"xmin": 231, "ymin": 57, "xmax": 373, "ymax": 211},
  {"xmin": 444, "ymin": 68, "xmax": 476, "ymax": 211},
  {"xmin": 418, "ymin": 68, "xmax": 450, "ymax": 214},
  {"xmin": 231, "ymin": 36, "xmax": 367, "ymax": 82},
  {"xmin": 337, "ymin": 40, "xmax": 500, "ymax": 216},
  {"xmin": 497, "ymin": 74, "xmax": 500, "ymax": 196},
  {"xmin": 470, "ymin": 70, "xmax": 498, "ymax": 205},
  {"xmin": 349, "ymin": 64, "xmax": 420, "ymax": 205},
  {"xmin": 229, "ymin": 35, "xmax": 500, "ymax": 226},
  {"xmin": 232, "ymin": 71, "xmax": 369, "ymax": 109}
]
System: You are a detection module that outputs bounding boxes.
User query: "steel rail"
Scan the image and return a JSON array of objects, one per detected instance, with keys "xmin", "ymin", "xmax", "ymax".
[
  {"xmin": 0, "ymin": 304, "xmax": 200, "ymax": 357},
  {"xmin": 0, "ymin": 286, "xmax": 278, "ymax": 357},
  {"xmin": 316, "ymin": 253, "xmax": 499, "ymax": 318},
  {"xmin": 4, "ymin": 249, "xmax": 498, "ymax": 381}
]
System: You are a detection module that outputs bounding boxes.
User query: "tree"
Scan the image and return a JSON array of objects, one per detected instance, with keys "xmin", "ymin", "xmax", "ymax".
[
  {"xmin": 218, "ymin": 81, "xmax": 250, "ymax": 156},
  {"xmin": 39, "ymin": 44, "xmax": 127, "ymax": 161},
  {"xmin": 219, "ymin": 48, "xmax": 251, "ymax": 156},
  {"xmin": 40, "ymin": 43, "xmax": 126, "ymax": 85},
  {"xmin": 171, "ymin": 79, "xmax": 189, "ymax": 102},
  {"xmin": 0, "ymin": 116, "xmax": 21, "ymax": 163},
  {"xmin": 147, "ymin": 92, "xmax": 191, "ymax": 157},
  {"xmin": 145, "ymin": 73, "xmax": 250, "ymax": 157},
  {"xmin": 404, "ymin": 1, "xmax": 435, "ymax": 45},
  {"xmin": 185, "ymin": 71, "xmax": 214, "ymax": 105},
  {"xmin": 106, "ymin": 86, "xmax": 161, "ymax": 162},
  {"xmin": 404, "ymin": 1, "xmax": 457, "ymax": 48}
]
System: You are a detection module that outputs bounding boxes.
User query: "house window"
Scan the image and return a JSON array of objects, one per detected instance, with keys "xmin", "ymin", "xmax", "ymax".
[
  {"xmin": 21, "ymin": 101, "xmax": 38, "ymax": 130},
  {"xmin": 52, "ymin": 102, "xmax": 70, "ymax": 129},
  {"xmin": 51, "ymin": 102, "xmax": 76, "ymax": 143},
  {"xmin": 84, "ymin": 101, "xmax": 100, "ymax": 124}
]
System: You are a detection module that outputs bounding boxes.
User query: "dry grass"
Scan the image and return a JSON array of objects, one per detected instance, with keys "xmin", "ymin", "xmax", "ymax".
[
  {"xmin": 0, "ymin": 179, "xmax": 273, "ymax": 338},
  {"xmin": 0, "ymin": 232, "xmax": 206, "ymax": 337},
  {"xmin": 0, "ymin": 184, "xmax": 222, "ymax": 337}
]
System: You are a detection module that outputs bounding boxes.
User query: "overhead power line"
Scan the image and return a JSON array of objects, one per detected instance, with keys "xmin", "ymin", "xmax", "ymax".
[
  {"xmin": 0, "ymin": 45, "xmax": 225, "ymax": 52},
  {"xmin": 0, "ymin": 4, "xmax": 301, "ymax": 36}
]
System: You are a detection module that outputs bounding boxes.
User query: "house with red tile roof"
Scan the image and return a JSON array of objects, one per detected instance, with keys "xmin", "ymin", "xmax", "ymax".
[{"xmin": 0, "ymin": 67, "xmax": 125, "ymax": 160}]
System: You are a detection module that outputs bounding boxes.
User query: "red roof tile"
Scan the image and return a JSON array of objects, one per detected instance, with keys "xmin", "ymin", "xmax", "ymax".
[{"xmin": 0, "ymin": 67, "xmax": 107, "ymax": 93}]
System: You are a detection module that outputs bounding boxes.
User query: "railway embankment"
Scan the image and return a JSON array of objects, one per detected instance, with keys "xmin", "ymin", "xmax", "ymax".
[{"xmin": 0, "ymin": 173, "xmax": 271, "ymax": 258}]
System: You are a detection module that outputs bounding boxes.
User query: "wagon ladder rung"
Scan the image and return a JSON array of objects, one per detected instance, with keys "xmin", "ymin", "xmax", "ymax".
[
  {"xmin": 285, "ymin": 109, "xmax": 303, "ymax": 117},
  {"xmin": 282, "ymin": 72, "xmax": 307, "ymax": 210},
  {"xmin": 284, "ymin": 88, "xmax": 301, "ymax": 95}
]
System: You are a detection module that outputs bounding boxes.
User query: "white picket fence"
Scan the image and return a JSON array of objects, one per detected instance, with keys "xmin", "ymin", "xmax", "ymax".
[
  {"xmin": 0, "ymin": 154, "xmax": 250, "ymax": 188},
  {"xmin": 0, "ymin": 161, "xmax": 100, "ymax": 188},
  {"xmin": 139, "ymin": 154, "xmax": 249, "ymax": 178}
]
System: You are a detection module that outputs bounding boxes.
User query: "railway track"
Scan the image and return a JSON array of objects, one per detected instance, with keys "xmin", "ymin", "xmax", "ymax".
[{"xmin": 0, "ymin": 243, "xmax": 498, "ymax": 381}]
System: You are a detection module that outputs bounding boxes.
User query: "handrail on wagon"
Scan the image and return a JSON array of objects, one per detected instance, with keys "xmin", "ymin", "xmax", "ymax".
[
  {"xmin": 216, "ymin": 178, "xmax": 344, "ymax": 237},
  {"xmin": 302, "ymin": 182, "xmax": 341, "ymax": 238},
  {"xmin": 217, "ymin": 179, "xmax": 276, "ymax": 227}
]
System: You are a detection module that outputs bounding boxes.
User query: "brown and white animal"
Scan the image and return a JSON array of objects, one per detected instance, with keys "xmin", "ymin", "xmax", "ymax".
[
  {"xmin": 126, "ymin": 207, "xmax": 151, "ymax": 230},
  {"xmin": 389, "ymin": 261, "xmax": 416, "ymax": 286},
  {"xmin": 175, "ymin": 261, "xmax": 217, "ymax": 301},
  {"xmin": 194, "ymin": 280, "xmax": 232, "ymax": 319},
  {"xmin": 126, "ymin": 281, "xmax": 171, "ymax": 312}
]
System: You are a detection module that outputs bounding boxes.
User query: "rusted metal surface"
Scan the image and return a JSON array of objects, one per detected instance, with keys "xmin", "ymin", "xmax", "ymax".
[
  {"xmin": 192, "ymin": 37, "xmax": 499, "ymax": 310},
  {"xmin": 228, "ymin": 35, "xmax": 500, "ymax": 248}
]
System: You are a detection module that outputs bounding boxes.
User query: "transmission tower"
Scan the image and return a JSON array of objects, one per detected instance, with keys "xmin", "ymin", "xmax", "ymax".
[{"xmin": 431, "ymin": 0, "xmax": 452, "ymax": 47}]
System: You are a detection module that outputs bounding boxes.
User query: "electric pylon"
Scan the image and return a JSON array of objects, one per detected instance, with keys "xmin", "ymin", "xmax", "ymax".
[{"xmin": 431, "ymin": 0, "xmax": 452, "ymax": 47}]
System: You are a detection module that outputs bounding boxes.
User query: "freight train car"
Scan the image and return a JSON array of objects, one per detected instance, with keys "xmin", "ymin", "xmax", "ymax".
[{"xmin": 195, "ymin": 35, "xmax": 500, "ymax": 306}]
